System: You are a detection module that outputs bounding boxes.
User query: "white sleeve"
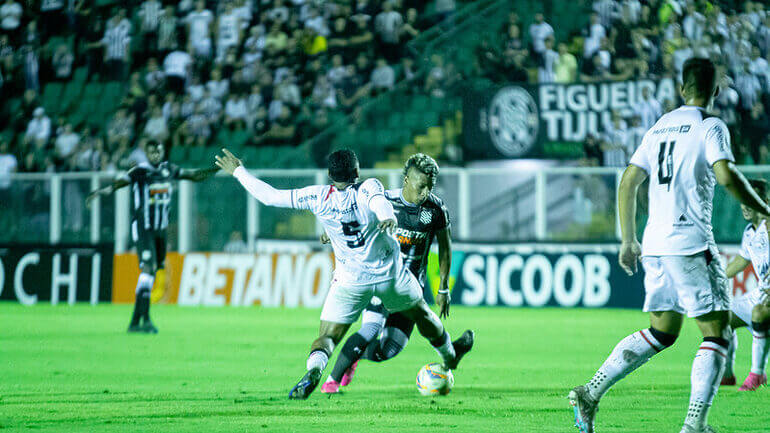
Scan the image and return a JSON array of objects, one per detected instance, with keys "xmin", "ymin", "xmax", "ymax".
[
  {"xmin": 369, "ymin": 194, "xmax": 396, "ymax": 222},
  {"xmin": 233, "ymin": 166, "xmax": 294, "ymax": 208},
  {"xmin": 358, "ymin": 178, "xmax": 393, "ymax": 221},
  {"xmin": 628, "ymin": 134, "xmax": 651, "ymax": 173},
  {"xmin": 738, "ymin": 234, "xmax": 751, "ymax": 260},
  {"xmin": 703, "ymin": 118, "xmax": 734, "ymax": 165}
]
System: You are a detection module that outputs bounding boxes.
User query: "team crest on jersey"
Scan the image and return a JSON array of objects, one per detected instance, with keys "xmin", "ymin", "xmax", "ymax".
[{"xmin": 420, "ymin": 210, "xmax": 432, "ymax": 224}]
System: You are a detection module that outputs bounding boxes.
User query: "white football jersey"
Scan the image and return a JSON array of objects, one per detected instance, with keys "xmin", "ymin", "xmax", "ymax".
[
  {"xmin": 739, "ymin": 221, "xmax": 770, "ymax": 291},
  {"xmin": 629, "ymin": 105, "xmax": 734, "ymax": 256},
  {"xmin": 292, "ymin": 178, "xmax": 401, "ymax": 285}
]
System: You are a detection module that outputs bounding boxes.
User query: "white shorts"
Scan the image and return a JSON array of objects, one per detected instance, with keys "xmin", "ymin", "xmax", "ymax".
[
  {"xmin": 731, "ymin": 290, "xmax": 769, "ymax": 329},
  {"xmin": 319, "ymin": 267, "xmax": 423, "ymax": 324},
  {"xmin": 642, "ymin": 249, "xmax": 731, "ymax": 318}
]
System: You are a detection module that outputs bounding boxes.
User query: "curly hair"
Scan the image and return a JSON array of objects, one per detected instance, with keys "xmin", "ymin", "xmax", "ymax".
[{"xmin": 403, "ymin": 153, "xmax": 439, "ymax": 187}]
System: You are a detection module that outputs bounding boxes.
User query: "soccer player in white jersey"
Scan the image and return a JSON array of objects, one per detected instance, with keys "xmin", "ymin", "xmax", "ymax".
[
  {"xmin": 214, "ymin": 149, "xmax": 474, "ymax": 400},
  {"xmin": 720, "ymin": 179, "xmax": 770, "ymax": 391},
  {"xmin": 568, "ymin": 57, "xmax": 770, "ymax": 433}
]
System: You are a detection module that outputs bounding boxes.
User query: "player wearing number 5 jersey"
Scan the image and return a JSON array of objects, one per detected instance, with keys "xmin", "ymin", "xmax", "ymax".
[
  {"xmin": 215, "ymin": 148, "xmax": 474, "ymax": 400},
  {"xmin": 569, "ymin": 58, "xmax": 770, "ymax": 433}
]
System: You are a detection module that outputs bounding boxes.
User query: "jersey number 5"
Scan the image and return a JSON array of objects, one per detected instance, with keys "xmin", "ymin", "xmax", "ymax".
[
  {"xmin": 341, "ymin": 221, "xmax": 365, "ymax": 248},
  {"xmin": 657, "ymin": 140, "xmax": 675, "ymax": 190}
]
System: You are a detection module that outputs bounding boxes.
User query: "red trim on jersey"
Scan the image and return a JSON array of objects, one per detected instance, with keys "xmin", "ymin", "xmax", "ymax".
[
  {"xmin": 639, "ymin": 330, "xmax": 661, "ymax": 352},
  {"xmin": 324, "ymin": 186, "xmax": 334, "ymax": 201},
  {"xmin": 699, "ymin": 346, "xmax": 726, "ymax": 358}
]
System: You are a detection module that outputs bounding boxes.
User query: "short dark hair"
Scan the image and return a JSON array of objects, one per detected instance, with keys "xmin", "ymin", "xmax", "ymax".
[
  {"xmin": 327, "ymin": 149, "xmax": 358, "ymax": 183},
  {"xmin": 749, "ymin": 179, "xmax": 769, "ymax": 202},
  {"xmin": 682, "ymin": 57, "xmax": 717, "ymax": 99},
  {"xmin": 403, "ymin": 153, "xmax": 439, "ymax": 187},
  {"xmin": 146, "ymin": 139, "xmax": 163, "ymax": 149}
]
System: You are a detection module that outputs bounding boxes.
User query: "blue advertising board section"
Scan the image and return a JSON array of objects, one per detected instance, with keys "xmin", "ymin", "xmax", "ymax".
[{"xmin": 428, "ymin": 244, "xmax": 645, "ymax": 308}]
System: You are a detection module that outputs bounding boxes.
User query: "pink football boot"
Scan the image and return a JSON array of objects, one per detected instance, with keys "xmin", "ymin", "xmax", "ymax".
[
  {"xmin": 738, "ymin": 372, "xmax": 767, "ymax": 391},
  {"xmin": 321, "ymin": 378, "xmax": 341, "ymax": 394},
  {"xmin": 340, "ymin": 361, "xmax": 358, "ymax": 387}
]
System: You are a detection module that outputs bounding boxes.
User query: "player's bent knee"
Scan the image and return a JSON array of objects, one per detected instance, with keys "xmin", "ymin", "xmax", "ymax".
[
  {"xmin": 752, "ymin": 303, "xmax": 770, "ymax": 323},
  {"xmin": 649, "ymin": 327, "xmax": 678, "ymax": 348}
]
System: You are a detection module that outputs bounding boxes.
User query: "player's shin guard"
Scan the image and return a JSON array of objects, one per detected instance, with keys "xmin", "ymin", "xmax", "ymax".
[
  {"xmin": 750, "ymin": 321, "xmax": 770, "ymax": 375},
  {"xmin": 329, "ymin": 333, "xmax": 369, "ymax": 382},
  {"xmin": 364, "ymin": 327, "xmax": 409, "ymax": 362},
  {"xmin": 429, "ymin": 329, "xmax": 456, "ymax": 366},
  {"xmin": 723, "ymin": 329, "xmax": 738, "ymax": 379},
  {"xmin": 684, "ymin": 337, "xmax": 728, "ymax": 430},
  {"xmin": 586, "ymin": 327, "xmax": 676, "ymax": 402},
  {"xmin": 130, "ymin": 273, "xmax": 155, "ymax": 325},
  {"xmin": 306, "ymin": 349, "xmax": 329, "ymax": 372}
]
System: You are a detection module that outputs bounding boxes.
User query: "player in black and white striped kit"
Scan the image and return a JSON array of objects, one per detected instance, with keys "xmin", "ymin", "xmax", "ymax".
[{"xmin": 87, "ymin": 141, "xmax": 218, "ymax": 333}]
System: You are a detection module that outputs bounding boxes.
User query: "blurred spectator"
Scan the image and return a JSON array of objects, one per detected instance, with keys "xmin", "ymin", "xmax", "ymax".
[
  {"xmin": 744, "ymin": 101, "xmax": 770, "ymax": 162},
  {"xmin": 635, "ymin": 86, "xmax": 662, "ymax": 130},
  {"xmin": 52, "ymin": 44, "xmax": 74, "ymax": 81},
  {"xmin": 375, "ymin": 1, "xmax": 403, "ymax": 62},
  {"xmin": 106, "ymin": 107, "xmax": 134, "ymax": 147},
  {"xmin": 138, "ymin": 0, "xmax": 162, "ymax": 59},
  {"xmin": 157, "ymin": 6, "xmax": 179, "ymax": 58},
  {"xmin": 100, "ymin": 14, "xmax": 132, "ymax": 81},
  {"xmin": 434, "ymin": 0, "xmax": 456, "ymax": 24},
  {"xmin": 40, "ymin": 0, "xmax": 65, "ymax": 39},
  {"xmin": 370, "ymin": 57, "xmax": 395, "ymax": 92},
  {"xmin": 224, "ymin": 231, "xmax": 249, "ymax": 253},
  {"xmin": 262, "ymin": 105, "xmax": 297, "ymax": 146},
  {"xmin": 144, "ymin": 106, "xmax": 169, "ymax": 142},
  {"xmin": 735, "ymin": 62, "xmax": 762, "ymax": 111},
  {"xmin": 199, "ymin": 89, "xmax": 223, "ymax": 123},
  {"xmin": 216, "ymin": 2, "xmax": 242, "ymax": 61},
  {"xmin": 601, "ymin": 110, "xmax": 630, "ymax": 167},
  {"xmin": 145, "ymin": 57, "xmax": 165, "ymax": 92},
  {"xmin": 528, "ymin": 13, "xmax": 553, "ymax": 63},
  {"xmin": 224, "ymin": 92, "xmax": 248, "ymax": 127},
  {"xmin": 185, "ymin": 0, "xmax": 214, "ymax": 59},
  {"xmin": 0, "ymin": 137, "xmax": 17, "ymax": 196},
  {"xmin": 582, "ymin": 133, "xmax": 602, "ymax": 166},
  {"xmin": 0, "ymin": 0, "xmax": 22, "ymax": 35},
  {"xmin": 537, "ymin": 36, "xmax": 558, "ymax": 83},
  {"xmin": 399, "ymin": 8, "xmax": 420, "ymax": 46},
  {"xmin": 24, "ymin": 107, "xmax": 51, "ymax": 145},
  {"xmin": 554, "ymin": 43, "xmax": 577, "ymax": 84},
  {"xmin": 206, "ymin": 68, "xmax": 229, "ymax": 100},
  {"xmin": 264, "ymin": 22, "xmax": 288, "ymax": 54},
  {"xmin": 20, "ymin": 45, "xmax": 40, "ymax": 91},
  {"xmin": 54, "ymin": 122, "xmax": 79, "ymax": 163},
  {"xmin": 164, "ymin": 47, "xmax": 192, "ymax": 94},
  {"xmin": 592, "ymin": 0, "xmax": 618, "ymax": 28}
]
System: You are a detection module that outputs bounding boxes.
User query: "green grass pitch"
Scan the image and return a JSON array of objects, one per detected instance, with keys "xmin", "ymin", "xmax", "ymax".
[{"xmin": 1, "ymin": 305, "xmax": 768, "ymax": 433}]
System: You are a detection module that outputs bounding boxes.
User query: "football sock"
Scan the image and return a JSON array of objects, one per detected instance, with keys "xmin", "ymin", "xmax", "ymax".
[
  {"xmin": 684, "ymin": 337, "xmax": 728, "ymax": 430},
  {"xmin": 586, "ymin": 327, "xmax": 676, "ymax": 401},
  {"xmin": 329, "ymin": 333, "xmax": 369, "ymax": 382},
  {"xmin": 306, "ymin": 349, "xmax": 329, "ymax": 372},
  {"xmin": 364, "ymin": 327, "xmax": 409, "ymax": 362},
  {"xmin": 429, "ymin": 329, "xmax": 456, "ymax": 364},
  {"xmin": 723, "ymin": 329, "xmax": 738, "ymax": 378},
  {"xmin": 130, "ymin": 273, "xmax": 154, "ymax": 326},
  {"xmin": 750, "ymin": 321, "xmax": 770, "ymax": 375}
]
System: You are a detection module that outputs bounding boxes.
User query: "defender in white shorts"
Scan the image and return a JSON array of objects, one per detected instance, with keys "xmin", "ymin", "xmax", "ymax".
[
  {"xmin": 721, "ymin": 179, "xmax": 770, "ymax": 391},
  {"xmin": 569, "ymin": 58, "xmax": 770, "ymax": 433},
  {"xmin": 215, "ymin": 148, "xmax": 474, "ymax": 400}
]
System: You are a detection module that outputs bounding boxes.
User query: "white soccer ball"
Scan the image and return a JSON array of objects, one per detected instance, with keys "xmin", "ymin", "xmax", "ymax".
[{"xmin": 416, "ymin": 362, "xmax": 454, "ymax": 396}]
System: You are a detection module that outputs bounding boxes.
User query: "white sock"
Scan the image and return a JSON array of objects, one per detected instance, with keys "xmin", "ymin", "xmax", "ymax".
[
  {"xmin": 306, "ymin": 350, "xmax": 328, "ymax": 372},
  {"xmin": 684, "ymin": 340, "xmax": 727, "ymax": 430},
  {"xmin": 136, "ymin": 272, "xmax": 155, "ymax": 293},
  {"xmin": 586, "ymin": 329, "xmax": 665, "ymax": 401},
  {"xmin": 750, "ymin": 328, "xmax": 770, "ymax": 375},
  {"xmin": 723, "ymin": 329, "xmax": 737, "ymax": 378},
  {"xmin": 431, "ymin": 330, "xmax": 456, "ymax": 364}
]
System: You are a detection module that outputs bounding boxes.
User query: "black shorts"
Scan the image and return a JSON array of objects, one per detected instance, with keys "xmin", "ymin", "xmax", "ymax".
[{"xmin": 134, "ymin": 230, "xmax": 167, "ymax": 272}]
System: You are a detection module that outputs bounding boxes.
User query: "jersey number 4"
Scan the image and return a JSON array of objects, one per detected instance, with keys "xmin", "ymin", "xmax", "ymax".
[
  {"xmin": 341, "ymin": 221, "xmax": 365, "ymax": 248},
  {"xmin": 657, "ymin": 140, "xmax": 675, "ymax": 190}
]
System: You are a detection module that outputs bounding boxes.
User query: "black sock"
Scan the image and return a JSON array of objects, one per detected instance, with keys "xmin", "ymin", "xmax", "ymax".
[
  {"xmin": 137, "ymin": 288, "xmax": 150, "ymax": 324},
  {"xmin": 130, "ymin": 294, "xmax": 143, "ymax": 326},
  {"xmin": 703, "ymin": 336, "xmax": 730, "ymax": 349},
  {"xmin": 330, "ymin": 333, "xmax": 369, "ymax": 382},
  {"xmin": 752, "ymin": 321, "xmax": 770, "ymax": 333}
]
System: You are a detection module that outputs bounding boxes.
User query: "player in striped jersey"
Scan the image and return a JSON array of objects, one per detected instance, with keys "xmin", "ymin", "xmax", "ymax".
[
  {"xmin": 321, "ymin": 153, "xmax": 456, "ymax": 394},
  {"xmin": 87, "ymin": 141, "xmax": 217, "ymax": 333},
  {"xmin": 721, "ymin": 179, "xmax": 770, "ymax": 391}
]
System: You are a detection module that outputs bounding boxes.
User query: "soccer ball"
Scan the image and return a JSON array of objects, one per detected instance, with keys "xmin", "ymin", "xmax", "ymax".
[{"xmin": 416, "ymin": 363, "xmax": 454, "ymax": 396}]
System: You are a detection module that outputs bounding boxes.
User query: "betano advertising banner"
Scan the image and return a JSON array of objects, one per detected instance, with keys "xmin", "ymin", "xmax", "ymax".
[
  {"xmin": 112, "ymin": 244, "xmax": 756, "ymax": 309},
  {"xmin": 463, "ymin": 78, "xmax": 677, "ymax": 160},
  {"xmin": 0, "ymin": 244, "xmax": 113, "ymax": 304}
]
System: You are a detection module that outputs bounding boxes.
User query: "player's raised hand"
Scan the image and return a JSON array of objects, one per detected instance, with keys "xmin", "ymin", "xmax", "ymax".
[
  {"xmin": 378, "ymin": 218, "xmax": 397, "ymax": 234},
  {"xmin": 214, "ymin": 148, "xmax": 243, "ymax": 175},
  {"xmin": 619, "ymin": 240, "xmax": 642, "ymax": 276}
]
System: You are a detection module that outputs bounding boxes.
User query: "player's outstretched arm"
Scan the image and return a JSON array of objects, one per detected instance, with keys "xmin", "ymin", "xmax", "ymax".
[
  {"xmin": 436, "ymin": 227, "xmax": 452, "ymax": 319},
  {"xmin": 713, "ymin": 160, "xmax": 770, "ymax": 216},
  {"xmin": 85, "ymin": 179, "xmax": 130, "ymax": 207},
  {"xmin": 368, "ymin": 193, "xmax": 397, "ymax": 233},
  {"xmin": 215, "ymin": 148, "xmax": 294, "ymax": 208},
  {"xmin": 178, "ymin": 166, "xmax": 220, "ymax": 182},
  {"xmin": 725, "ymin": 255, "xmax": 750, "ymax": 279},
  {"xmin": 617, "ymin": 164, "xmax": 648, "ymax": 276}
]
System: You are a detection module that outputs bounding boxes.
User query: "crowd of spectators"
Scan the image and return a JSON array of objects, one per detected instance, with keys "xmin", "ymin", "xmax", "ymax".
[
  {"xmin": 474, "ymin": 0, "xmax": 770, "ymax": 167},
  {"xmin": 0, "ymin": 0, "xmax": 458, "ymax": 173}
]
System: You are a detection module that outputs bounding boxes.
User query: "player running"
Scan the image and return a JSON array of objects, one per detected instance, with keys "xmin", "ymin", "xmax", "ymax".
[
  {"xmin": 214, "ymin": 148, "xmax": 474, "ymax": 400},
  {"xmin": 86, "ymin": 140, "xmax": 218, "ymax": 333},
  {"xmin": 568, "ymin": 57, "xmax": 770, "ymax": 433},
  {"xmin": 320, "ymin": 153, "xmax": 454, "ymax": 394},
  {"xmin": 720, "ymin": 179, "xmax": 770, "ymax": 391}
]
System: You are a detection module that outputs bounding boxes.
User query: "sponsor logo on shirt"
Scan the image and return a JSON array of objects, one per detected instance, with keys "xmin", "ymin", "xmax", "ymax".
[{"xmin": 673, "ymin": 213, "xmax": 694, "ymax": 228}]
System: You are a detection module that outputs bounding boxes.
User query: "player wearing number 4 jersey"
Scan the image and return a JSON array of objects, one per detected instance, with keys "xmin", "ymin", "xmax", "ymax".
[
  {"xmin": 721, "ymin": 179, "xmax": 770, "ymax": 391},
  {"xmin": 215, "ymin": 148, "xmax": 474, "ymax": 400},
  {"xmin": 569, "ymin": 58, "xmax": 770, "ymax": 433}
]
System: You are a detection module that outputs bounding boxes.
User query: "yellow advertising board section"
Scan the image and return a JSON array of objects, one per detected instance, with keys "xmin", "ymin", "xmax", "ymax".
[{"xmin": 112, "ymin": 252, "xmax": 335, "ymax": 307}]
